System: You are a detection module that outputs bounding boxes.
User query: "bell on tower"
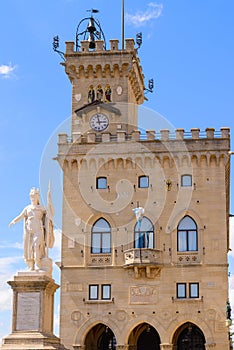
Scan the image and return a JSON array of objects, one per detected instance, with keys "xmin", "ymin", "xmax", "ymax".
[
  {"xmin": 87, "ymin": 17, "xmax": 96, "ymax": 49},
  {"xmin": 75, "ymin": 9, "xmax": 106, "ymax": 51}
]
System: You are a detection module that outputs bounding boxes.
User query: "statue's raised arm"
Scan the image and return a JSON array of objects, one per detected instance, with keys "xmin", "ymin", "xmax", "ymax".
[
  {"xmin": 9, "ymin": 209, "xmax": 26, "ymax": 227},
  {"xmin": 9, "ymin": 187, "xmax": 55, "ymax": 275}
]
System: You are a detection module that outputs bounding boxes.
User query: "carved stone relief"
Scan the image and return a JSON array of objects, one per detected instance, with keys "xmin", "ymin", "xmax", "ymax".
[{"xmin": 130, "ymin": 285, "xmax": 158, "ymax": 304}]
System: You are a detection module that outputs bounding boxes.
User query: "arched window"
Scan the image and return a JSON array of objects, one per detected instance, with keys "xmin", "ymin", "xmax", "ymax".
[
  {"xmin": 181, "ymin": 174, "xmax": 192, "ymax": 187},
  {"xmin": 134, "ymin": 217, "xmax": 154, "ymax": 248},
  {"xmin": 177, "ymin": 216, "xmax": 197, "ymax": 252},
  {"xmin": 138, "ymin": 176, "xmax": 149, "ymax": 188},
  {"xmin": 96, "ymin": 177, "xmax": 107, "ymax": 189},
  {"xmin": 91, "ymin": 218, "xmax": 111, "ymax": 254}
]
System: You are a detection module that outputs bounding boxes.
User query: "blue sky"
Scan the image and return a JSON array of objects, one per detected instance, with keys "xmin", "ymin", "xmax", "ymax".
[{"xmin": 1, "ymin": 0, "xmax": 234, "ymax": 342}]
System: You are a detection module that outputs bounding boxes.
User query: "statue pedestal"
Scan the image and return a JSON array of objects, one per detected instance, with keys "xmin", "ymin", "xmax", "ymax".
[{"xmin": 1, "ymin": 272, "xmax": 67, "ymax": 350}]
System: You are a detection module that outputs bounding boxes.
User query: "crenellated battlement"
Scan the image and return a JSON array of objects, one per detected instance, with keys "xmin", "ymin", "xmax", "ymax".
[
  {"xmin": 58, "ymin": 127, "xmax": 230, "ymax": 145},
  {"xmin": 63, "ymin": 38, "xmax": 145, "ymax": 113},
  {"xmin": 57, "ymin": 127, "xmax": 230, "ymax": 170},
  {"xmin": 65, "ymin": 38, "xmax": 135, "ymax": 55}
]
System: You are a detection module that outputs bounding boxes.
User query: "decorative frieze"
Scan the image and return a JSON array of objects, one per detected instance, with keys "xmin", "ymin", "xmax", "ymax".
[
  {"xmin": 176, "ymin": 252, "xmax": 200, "ymax": 264},
  {"xmin": 88, "ymin": 254, "xmax": 112, "ymax": 266}
]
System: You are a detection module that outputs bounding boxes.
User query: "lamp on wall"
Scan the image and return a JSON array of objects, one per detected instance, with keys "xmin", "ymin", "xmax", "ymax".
[{"xmin": 146, "ymin": 324, "xmax": 151, "ymax": 333}]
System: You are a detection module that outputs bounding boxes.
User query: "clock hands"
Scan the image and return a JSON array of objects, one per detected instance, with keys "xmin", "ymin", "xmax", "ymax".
[
  {"xmin": 96, "ymin": 114, "xmax": 101, "ymax": 124},
  {"xmin": 96, "ymin": 114, "xmax": 107, "ymax": 124},
  {"xmin": 90, "ymin": 113, "xmax": 109, "ymax": 131}
]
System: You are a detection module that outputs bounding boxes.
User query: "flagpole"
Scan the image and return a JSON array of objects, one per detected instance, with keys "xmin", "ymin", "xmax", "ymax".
[{"xmin": 122, "ymin": 0, "xmax": 125, "ymax": 50}]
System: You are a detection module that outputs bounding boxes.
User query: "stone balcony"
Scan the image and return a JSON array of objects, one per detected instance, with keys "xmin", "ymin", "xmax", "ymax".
[{"xmin": 124, "ymin": 248, "xmax": 163, "ymax": 278}]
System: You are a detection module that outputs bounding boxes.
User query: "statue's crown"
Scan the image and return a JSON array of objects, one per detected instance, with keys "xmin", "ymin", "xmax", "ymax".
[{"xmin": 30, "ymin": 187, "xmax": 40, "ymax": 195}]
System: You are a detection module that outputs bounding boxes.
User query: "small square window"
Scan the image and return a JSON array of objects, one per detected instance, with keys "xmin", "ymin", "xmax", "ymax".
[
  {"xmin": 177, "ymin": 283, "xmax": 186, "ymax": 298},
  {"xmin": 189, "ymin": 283, "xmax": 199, "ymax": 298},
  {"xmin": 96, "ymin": 177, "xmax": 107, "ymax": 189},
  {"xmin": 89, "ymin": 285, "xmax": 98, "ymax": 300},
  {"xmin": 139, "ymin": 176, "xmax": 149, "ymax": 188},
  {"xmin": 102, "ymin": 284, "xmax": 111, "ymax": 300},
  {"xmin": 181, "ymin": 175, "xmax": 192, "ymax": 187}
]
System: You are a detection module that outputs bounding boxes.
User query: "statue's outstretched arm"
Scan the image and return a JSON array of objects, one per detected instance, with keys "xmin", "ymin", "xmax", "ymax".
[{"xmin": 9, "ymin": 209, "xmax": 26, "ymax": 227}]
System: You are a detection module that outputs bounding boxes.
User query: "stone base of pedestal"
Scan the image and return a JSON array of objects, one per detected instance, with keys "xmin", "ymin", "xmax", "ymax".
[
  {"xmin": 0, "ymin": 272, "xmax": 67, "ymax": 350},
  {"xmin": 1, "ymin": 332, "xmax": 67, "ymax": 349}
]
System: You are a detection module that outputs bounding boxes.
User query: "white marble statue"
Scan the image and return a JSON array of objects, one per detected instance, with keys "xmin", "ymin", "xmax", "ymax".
[
  {"xmin": 133, "ymin": 206, "xmax": 145, "ymax": 230},
  {"xmin": 133, "ymin": 206, "xmax": 144, "ymax": 222},
  {"xmin": 9, "ymin": 187, "xmax": 55, "ymax": 272}
]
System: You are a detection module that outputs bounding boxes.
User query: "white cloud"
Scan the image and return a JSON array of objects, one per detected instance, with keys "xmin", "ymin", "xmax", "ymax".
[
  {"xmin": 0, "ymin": 277, "xmax": 16, "ymax": 342},
  {"xmin": 0, "ymin": 256, "xmax": 23, "ymax": 273},
  {"xmin": 0, "ymin": 64, "xmax": 16, "ymax": 78},
  {"xmin": 0, "ymin": 256, "xmax": 23, "ymax": 314},
  {"xmin": 126, "ymin": 2, "xmax": 163, "ymax": 27},
  {"xmin": 0, "ymin": 290, "xmax": 12, "ymax": 312},
  {"xmin": 0, "ymin": 241, "xmax": 23, "ymax": 250}
]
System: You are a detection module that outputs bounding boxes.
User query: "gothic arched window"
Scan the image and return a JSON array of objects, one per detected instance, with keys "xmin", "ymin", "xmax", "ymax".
[
  {"xmin": 134, "ymin": 217, "xmax": 154, "ymax": 248},
  {"xmin": 177, "ymin": 216, "xmax": 197, "ymax": 252},
  {"xmin": 91, "ymin": 218, "xmax": 111, "ymax": 254}
]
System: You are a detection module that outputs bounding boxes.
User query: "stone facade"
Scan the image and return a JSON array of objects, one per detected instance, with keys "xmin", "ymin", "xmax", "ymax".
[{"xmin": 57, "ymin": 38, "xmax": 231, "ymax": 350}]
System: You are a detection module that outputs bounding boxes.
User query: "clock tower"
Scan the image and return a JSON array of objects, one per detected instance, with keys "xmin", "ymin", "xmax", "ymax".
[{"xmin": 63, "ymin": 36, "xmax": 145, "ymax": 136}]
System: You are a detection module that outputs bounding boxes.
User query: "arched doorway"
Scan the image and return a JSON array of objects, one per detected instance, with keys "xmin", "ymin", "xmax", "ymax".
[
  {"xmin": 128, "ymin": 323, "xmax": 161, "ymax": 350},
  {"xmin": 85, "ymin": 323, "xmax": 116, "ymax": 350},
  {"xmin": 173, "ymin": 322, "xmax": 205, "ymax": 350}
]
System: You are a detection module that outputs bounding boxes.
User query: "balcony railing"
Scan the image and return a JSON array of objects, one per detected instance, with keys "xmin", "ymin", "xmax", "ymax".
[{"xmin": 124, "ymin": 248, "xmax": 163, "ymax": 267}]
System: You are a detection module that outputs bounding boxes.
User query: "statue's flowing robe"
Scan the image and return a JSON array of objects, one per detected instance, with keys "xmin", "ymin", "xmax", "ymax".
[
  {"xmin": 44, "ymin": 215, "xmax": 55, "ymax": 249},
  {"xmin": 22, "ymin": 205, "xmax": 46, "ymax": 263}
]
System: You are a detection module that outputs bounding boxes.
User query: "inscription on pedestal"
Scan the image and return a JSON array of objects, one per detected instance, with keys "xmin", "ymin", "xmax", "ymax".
[{"xmin": 16, "ymin": 292, "xmax": 40, "ymax": 331}]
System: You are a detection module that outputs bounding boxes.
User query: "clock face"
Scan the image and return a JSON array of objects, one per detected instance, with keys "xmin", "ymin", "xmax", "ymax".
[{"xmin": 90, "ymin": 113, "xmax": 109, "ymax": 132}]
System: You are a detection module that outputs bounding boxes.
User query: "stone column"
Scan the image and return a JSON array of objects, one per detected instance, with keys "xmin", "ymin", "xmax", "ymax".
[{"xmin": 1, "ymin": 272, "xmax": 67, "ymax": 350}]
